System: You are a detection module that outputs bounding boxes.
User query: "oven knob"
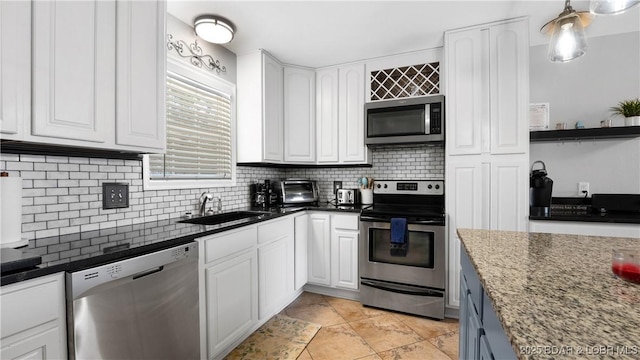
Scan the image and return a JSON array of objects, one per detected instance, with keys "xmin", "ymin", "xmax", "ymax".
[
  {"xmin": 428, "ymin": 184, "xmax": 433, "ymax": 189},
  {"xmin": 384, "ymin": 184, "xmax": 388, "ymax": 189},
  {"xmin": 435, "ymin": 184, "xmax": 440, "ymax": 189},
  {"xmin": 377, "ymin": 184, "xmax": 381, "ymax": 189}
]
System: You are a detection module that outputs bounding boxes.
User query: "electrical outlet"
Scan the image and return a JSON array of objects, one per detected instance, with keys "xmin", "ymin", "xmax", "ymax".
[
  {"xmin": 333, "ymin": 181, "xmax": 343, "ymax": 195},
  {"xmin": 103, "ymin": 183, "xmax": 129, "ymax": 209},
  {"xmin": 578, "ymin": 182, "xmax": 589, "ymax": 196}
]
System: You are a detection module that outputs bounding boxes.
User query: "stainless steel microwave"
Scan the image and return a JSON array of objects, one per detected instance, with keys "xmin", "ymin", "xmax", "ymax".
[{"xmin": 364, "ymin": 95, "xmax": 444, "ymax": 145}]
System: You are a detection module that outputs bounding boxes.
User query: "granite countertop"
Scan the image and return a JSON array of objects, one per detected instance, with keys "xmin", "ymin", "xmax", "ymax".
[
  {"xmin": 457, "ymin": 228, "xmax": 640, "ymax": 359},
  {"xmin": 529, "ymin": 211, "xmax": 640, "ymax": 224},
  {"xmin": 1, "ymin": 203, "xmax": 365, "ymax": 286}
]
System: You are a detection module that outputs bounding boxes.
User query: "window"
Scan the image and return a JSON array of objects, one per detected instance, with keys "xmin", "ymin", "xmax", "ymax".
[{"xmin": 143, "ymin": 59, "xmax": 236, "ymax": 190}]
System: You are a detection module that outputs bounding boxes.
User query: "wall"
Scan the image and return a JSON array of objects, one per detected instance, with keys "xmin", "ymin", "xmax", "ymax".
[
  {"xmin": 0, "ymin": 153, "xmax": 284, "ymax": 240},
  {"xmin": 0, "ymin": 145, "xmax": 443, "ymax": 240},
  {"xmin": 529, "ymin": 32, "xmax": 640, "ymax": 197},
  {"xmin": 286, "ymin": 144, "xmax": 444, "ymax": 202}
]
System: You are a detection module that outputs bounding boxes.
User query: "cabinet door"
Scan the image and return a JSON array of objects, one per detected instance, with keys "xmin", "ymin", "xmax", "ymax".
[
  {"xmin": 316, "ymin": 68, "xmax": 339, "ymax": 163},
  {"xmin": 444, "ymin": 28, "xmax": 488, "ymax": 156},
  {"xmin": 0, "ymin": 1, "xmax": 30, "ymax": 137},
  {"xmin": 32, "ymin": 0, "xmax": 115, "ymax": 143},
  {"xmin": 466, "ymin": 293, "xmax": 482, "ymax": 360},
  {"xmin": 331, "ymin": 229, "xmax": 358, "ymax": 290},
  {"xmin": 307, "ymin": 213, "xmax": 331, "ymax": 286},
  {"xmin": 459, "ymin": 274, "xmax": 470, "ymax": 360},
  {"xmin": 479, "ymin": 335, "xmax": 495, "ymax": 360},
  {"xmin": 294, "ymin": 214, "xmax": 309, "ymax": 290},
  {"xmin": 284, "ymin": 66, "xmax": 315, "ymax": 163},
  {"xmin": 489, "ymin": 20, "xmax": 529, "ymax": 155},
  {"xmin": 0, "ymin": 325, "xmax": 62, "ymax": 360},
  {"xmin": 263, "ymin": 53, "xmax": 284, "ymax": 162},
  {"xmin": 490, "ymin": 158, "xmax": 528, "ymax": 232},
  {"xmin": 115, "ymin": 0, "xmax": 166, "ymax": 150},
  {"xmin": 204, "ymin": 250, "xmax": 257, "ymax": 358},
  {"xmin": 258, "ymin": 235, "xmax": 294, "ymax": 319},
  {"xmin": 338, "ymin": 63, "xmax": 368, "ymax": 163}
]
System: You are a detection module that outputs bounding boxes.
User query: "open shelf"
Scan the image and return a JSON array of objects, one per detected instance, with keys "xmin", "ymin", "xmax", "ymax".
[{"xmin": 530, "ymin": 126, "xmax": 640, "ymax": 142}]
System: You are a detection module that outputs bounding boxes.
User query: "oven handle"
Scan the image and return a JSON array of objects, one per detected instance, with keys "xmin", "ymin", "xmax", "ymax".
[
  {"xmin": 359, "ymin": 215, "xmax": 444, "ymax": 226},
  {"xmin": 360, "ymin": 280, "xmax": 444, "ymax": 297}
]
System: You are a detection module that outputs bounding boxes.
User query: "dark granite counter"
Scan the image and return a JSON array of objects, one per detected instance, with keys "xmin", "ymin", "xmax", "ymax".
[
  {"xmin": 1, "ymin": 204, "xmax": 366, "ymax": 286},
  {"xmin": 529, "ymin": 211, "xmax": 640, "ymax": 224}
]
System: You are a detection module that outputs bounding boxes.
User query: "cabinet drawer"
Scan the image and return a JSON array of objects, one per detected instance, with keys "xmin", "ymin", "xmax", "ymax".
[
  {"xmin": 460, "ymin": 247, "xmax": 483, "ymax": 317},
  {"xmin": 332, "ymin": 214, "xmax": 359, "ymax": 230},
  {"xmin": 1, "ymin": 273, "xmax": 63, "ymax": 338},
  {"xmin": 258, "ymin": 217, "xmax": 292, "ymax": 244},
  {"xmin": 202, "ymin": 226, "xmax": 257, "ymax": 264}
]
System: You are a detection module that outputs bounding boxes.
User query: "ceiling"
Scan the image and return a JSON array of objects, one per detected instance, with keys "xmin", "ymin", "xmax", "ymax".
[{"xmin": 168, "ymin": 1, "xmax": 640, "ymax": 68}]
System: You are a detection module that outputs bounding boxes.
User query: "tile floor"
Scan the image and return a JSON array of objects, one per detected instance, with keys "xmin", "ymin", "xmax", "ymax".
[{"xmin": 279, "ymin": 292, "xmax": 459, "ymax": 360}]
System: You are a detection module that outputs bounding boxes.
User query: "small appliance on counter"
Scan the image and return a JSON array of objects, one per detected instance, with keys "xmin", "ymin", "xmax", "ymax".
[
  {"xmin": 273, "ymin": 179, "xmax": 319, "ymax": 206},
  {"xmin": 250, "ymin": 180, "xmax": 278, "ymax": 208},
  {"xmin": 530, "ymin": 161, "xmax": 553, "ymax": 217},
  {"xmin": 336, "ymin": 189, "xmax": 360, "ymax": 205}
]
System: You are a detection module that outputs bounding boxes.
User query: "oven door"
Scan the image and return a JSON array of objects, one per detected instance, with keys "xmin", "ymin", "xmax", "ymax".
[{"xmin": 359, "ymin": 220, "xmax": 445, "ymax": 290}]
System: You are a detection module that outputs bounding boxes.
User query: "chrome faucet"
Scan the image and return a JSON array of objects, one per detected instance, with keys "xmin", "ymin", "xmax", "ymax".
[{"xmin": 199, "ymin": 192, "xmax": 214, "ymax": 216}]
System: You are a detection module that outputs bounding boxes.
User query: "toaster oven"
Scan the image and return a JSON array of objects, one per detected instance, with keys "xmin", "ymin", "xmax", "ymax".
[{"xmin": 273, "ymin": 179, "xmax": 319, "ymax": 205}]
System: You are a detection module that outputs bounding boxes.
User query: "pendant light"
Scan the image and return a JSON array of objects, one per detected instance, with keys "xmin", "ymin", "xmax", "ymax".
[
  {"xmin": 540, "ymin": 0, "xmax": 593, "ymax": 63},
  {"xmin": 194, "ymin": 15, "xmax": 235, "ymax": 44},
  {"xmin": 590, "ymin": 0, "xmax": 640, "ymax": 15}
]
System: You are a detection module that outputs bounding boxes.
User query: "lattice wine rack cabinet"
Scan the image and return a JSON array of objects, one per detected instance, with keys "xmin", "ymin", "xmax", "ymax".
[{"xmin": 370, "ymin": 62, "xmax": 440, "ymax": 101}]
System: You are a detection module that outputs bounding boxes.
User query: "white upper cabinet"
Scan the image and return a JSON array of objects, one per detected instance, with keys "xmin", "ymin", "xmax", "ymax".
[
  {"xmin": 315, "ymin": 68, "xmax": 339, "ymax": 163},
  {"xmin": 32, "ymin": 0, "xmax": 115, "ymax": 143},
  {"xmin": 284, "ymin": 66, "xmax": 316, "ymax": 163},
  {"xmin": 338, "ymin": 63, "xmax": 369, "ymax": 164},
  {"xmin": 0, "ymin": 1, "xmax": 30, "ymax": 138},
  {"xmin": 445, "ymin": 18, "xmax": 529, "ymax": 156},
  {"xmin": 315, "ymin": 63, "xmax": 370, "ymax": 165},
  {"xmin": 237, "ymin": 50, "xmax": 284, "ymax": 163},
  {"xmin": 115, "ymin": 0, "xmax": 166, "ymax": 150},
  {"xmin": 4, "ymin": 0, "xmax": 166, "ymax": 153},
  {"xmin": 488, "ymin": 21, "xmax": 529, "ymax": 155}
]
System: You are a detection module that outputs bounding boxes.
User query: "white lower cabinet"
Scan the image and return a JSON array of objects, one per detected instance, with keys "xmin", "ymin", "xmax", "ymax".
[
  {"xmin": 330, "ymin": 214, "xmax": 359, "ymax": 290},
  {"xmin": 0, "ymin": 273, "xmax": 66, "ymax": 360},
  {"xmin": 257, "ymin": 217, "xmax": 295, "ymax": 320},
  {"xmin": 307, "ymin": 212, "xmax": 359, "ymax": 290},
  {"xmin": 307, "ymin": 212, "xmax": 331, "ymax": 286},
  {"xmin": 203, "ymin": 250, "xmax": 258, "ymax": 358},
  {"xmin": 294, "ymin": 214, "xmax": 309, "ymax": 290}
]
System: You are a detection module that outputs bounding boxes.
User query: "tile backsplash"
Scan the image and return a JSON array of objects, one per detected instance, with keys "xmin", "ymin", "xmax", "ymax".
[{"xmin": 1, "ymin": 144, "xmax": 443, "ymax": 240}]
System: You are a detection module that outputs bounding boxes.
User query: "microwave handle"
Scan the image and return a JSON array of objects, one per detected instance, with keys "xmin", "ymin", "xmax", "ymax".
[{"xmin": 424, "ymin": 104, "xmax": 431, "ymax": 135}]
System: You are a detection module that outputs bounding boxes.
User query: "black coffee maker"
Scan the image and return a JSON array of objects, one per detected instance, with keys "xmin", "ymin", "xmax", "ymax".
[{"xmin": 530, "ymin": 161, "xmax": 553, "ymax": 217}]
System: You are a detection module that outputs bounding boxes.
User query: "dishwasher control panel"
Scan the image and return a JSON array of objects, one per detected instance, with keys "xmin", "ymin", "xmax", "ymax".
[{"xmin": 69, "ymin": 242, "xmax": 198, "ymax": 299}]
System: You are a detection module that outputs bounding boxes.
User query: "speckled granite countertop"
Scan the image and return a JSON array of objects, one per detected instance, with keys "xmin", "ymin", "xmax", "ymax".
[{"xmin": 457, "ymin": 229, "xmax": 640, "ymax": 360}]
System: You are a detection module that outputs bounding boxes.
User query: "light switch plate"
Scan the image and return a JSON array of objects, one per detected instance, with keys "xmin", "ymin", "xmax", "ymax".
[{"xmin": 103, "ymin": 183, "xmax": 129, "ymax": 209}]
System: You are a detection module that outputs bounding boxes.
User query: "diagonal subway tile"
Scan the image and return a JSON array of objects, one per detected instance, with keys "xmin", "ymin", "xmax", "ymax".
[
  {"xmin": 325, "ymin": 297, "xmax": 388, "ymax": 322},
  {"xmin": 306, "ymin": 324, "xmax": 376, "ymax": 360},
  {"xmin": 287, "ymin": 291, "xmax": 329, "ymax": 308},
  {"xmin": 349, "ymin": 314, "xmax": 423, "ymax": 353},
  {"xmin": 296, "ymin": 349, "xmax": 312, "ymax": 360},
  {"xmin": 428, "ymin": 331, "xmax": 459, "ymax": 360},
  {"xmin": 377, "ymin": 340, "xmax": 451, "ymax": 360},
  {"xmin": 393, "ymin": 312, "xmax": 459, "ymax": 340},
  {"xmin": 285, "ymin": 302, "xmax": 347, "ymax": 327}
]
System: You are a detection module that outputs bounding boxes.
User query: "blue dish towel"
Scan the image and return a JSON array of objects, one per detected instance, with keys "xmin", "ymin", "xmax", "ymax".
[{"xmin": 390, "ymin": 218, "xmax": 408, "ymax": 244}]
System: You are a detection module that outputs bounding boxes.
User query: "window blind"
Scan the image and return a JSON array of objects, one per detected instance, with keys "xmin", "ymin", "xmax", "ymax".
[{"xmin": 149, "ymin": 72, "xmax": 232, "ymax": 180}]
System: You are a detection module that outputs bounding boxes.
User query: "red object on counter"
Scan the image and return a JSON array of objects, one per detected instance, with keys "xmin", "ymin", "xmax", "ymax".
[{"xmin": 612, "ymin": 262, "xmax": 640, "ymax": 284}]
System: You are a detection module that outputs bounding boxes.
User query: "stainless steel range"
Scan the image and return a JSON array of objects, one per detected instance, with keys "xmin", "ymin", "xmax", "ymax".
[{"xmin": 359, "ymin": 180, "xmax": 446, "ymax": 319}]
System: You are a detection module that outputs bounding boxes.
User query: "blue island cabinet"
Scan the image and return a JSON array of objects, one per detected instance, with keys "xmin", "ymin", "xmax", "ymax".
[{"xmin": 459, "ymin": 246, "xmax": 517, "ymax": 360}]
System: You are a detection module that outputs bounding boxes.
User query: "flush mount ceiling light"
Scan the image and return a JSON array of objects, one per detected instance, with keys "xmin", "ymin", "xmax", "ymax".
[
  {"xmin": 194, "ymin": 15, "xmax": 235, "ymax": 44},
  {"xmin": 590, "ymin": 0, "xmax": 640, "ymax": 15},
  {"xmin": 541, "ymin": 0, "xmax": 594, "ymax": 63}
]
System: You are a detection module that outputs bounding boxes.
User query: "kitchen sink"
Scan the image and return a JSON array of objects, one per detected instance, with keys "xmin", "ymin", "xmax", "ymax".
[{"xmin": 178, "ymin": 211, "xmax": 272, "ymax": 225}]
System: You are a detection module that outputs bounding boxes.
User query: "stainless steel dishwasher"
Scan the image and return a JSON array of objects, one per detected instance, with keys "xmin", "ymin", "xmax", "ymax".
[{"xmin": 67, "ymin": 242, "xmax": 200, "ymax": 360}]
